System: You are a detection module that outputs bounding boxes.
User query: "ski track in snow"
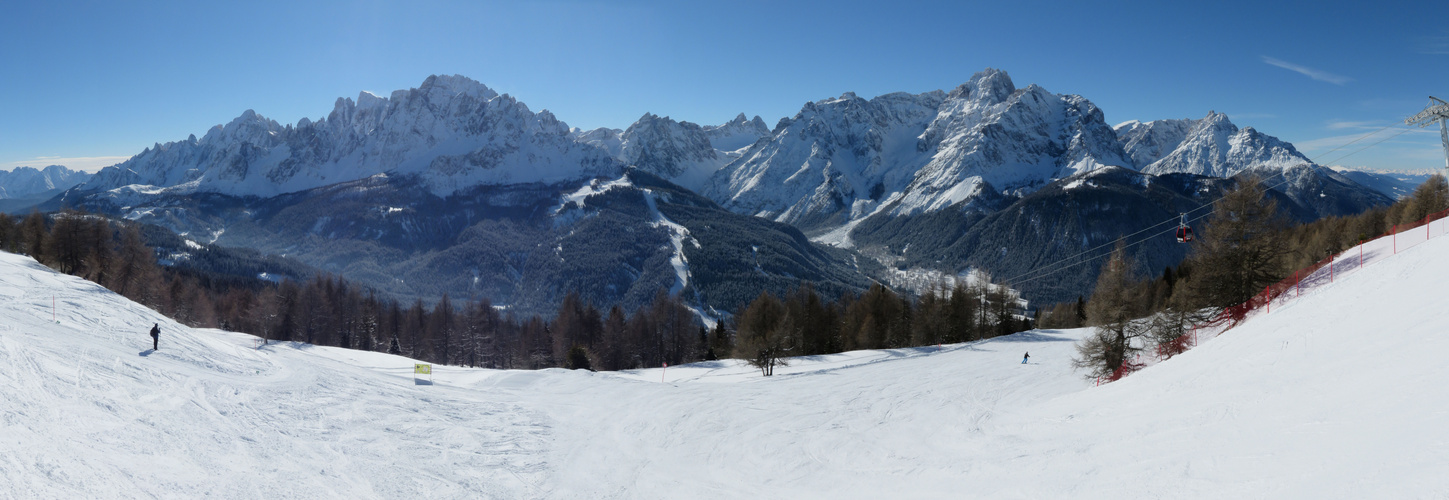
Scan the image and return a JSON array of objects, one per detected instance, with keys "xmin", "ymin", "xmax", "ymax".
[
  {"xmin": 2, "ymin": 218, "xmax": 1449, "ymax": 498},
  {"xmin": 640, "ymin": 188, "xmax": 695, "ymax": 297}
]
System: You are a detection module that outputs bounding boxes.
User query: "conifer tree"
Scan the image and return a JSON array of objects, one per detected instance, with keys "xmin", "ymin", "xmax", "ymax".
[{"xmin": 1184, "ymin": 176, "xmax": 1289, "ymax": 309}]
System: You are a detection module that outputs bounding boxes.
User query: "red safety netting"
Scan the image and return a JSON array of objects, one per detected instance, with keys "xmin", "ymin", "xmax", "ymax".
[{"xmin": 1108, "ymin": 205, "xmax": 1449, "ymax": 385}]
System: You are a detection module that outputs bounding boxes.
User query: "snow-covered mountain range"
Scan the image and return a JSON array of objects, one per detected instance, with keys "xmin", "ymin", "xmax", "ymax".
[
  {"xmin": 701, "ymin": 69, "xmax": 1343, "ymax": 235},
  {"xmin": 87, "ymin": 75, "xmax": 621, "ymax": 198},
  {"xmin": 78, "ymin": 70, "xmax": 1354, "ymax": 235},
  {"xmin": 0, "ymin": 165, "xmax": 90, "ymax": 199},
  {"xmin": 55, "ymin": 71, "xmax": 1391, "ymax": 308}
]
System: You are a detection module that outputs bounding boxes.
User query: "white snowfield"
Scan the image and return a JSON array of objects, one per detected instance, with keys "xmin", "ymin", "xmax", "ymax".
[{"xmin": 3, "ymin": 229, "xmax": 1448, "ymax": 498}]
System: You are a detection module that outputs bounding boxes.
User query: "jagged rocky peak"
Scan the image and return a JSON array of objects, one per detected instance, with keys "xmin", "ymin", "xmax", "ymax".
[
  {"xmin": 702, "ymin": 113, "xmax": 771, "ymax": 152},
  {"xmin": 572, "ymin": 127, "xmax": 624, "ymax": 157},
  {"xmin": 417, "ymin": 74, "xmax": 498, "ymax": 101},
  {"xmin": 946, "ymin": 67, "xmax": 1017, "ymax": 105},
  {"xmin": 1132, "ymin": 111, "xmax": 1310, "ymax": 177},
  {"xmin": 707, "ymin": 112, "xmax": 769, "ymax": 131}
]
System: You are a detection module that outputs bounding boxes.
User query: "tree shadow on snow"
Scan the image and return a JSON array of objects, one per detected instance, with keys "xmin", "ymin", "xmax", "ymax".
[
  {"xmin": 989, "ymin": 330, "xmax": 1076, "ymax": 343},
  {"xmin": 681, "ymin": 360, "xmax": 733, "ymax": 369}
]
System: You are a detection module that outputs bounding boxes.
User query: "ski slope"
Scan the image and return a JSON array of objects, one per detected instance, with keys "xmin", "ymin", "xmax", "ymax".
[{"xmin": 3, "ymin": 230, "xmax": 1448, "ymax": 498}]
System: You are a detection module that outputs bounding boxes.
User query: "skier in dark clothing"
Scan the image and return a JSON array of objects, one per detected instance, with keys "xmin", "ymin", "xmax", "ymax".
[
  {"xmin": 149, "ymin": 323, "xmax": 160, "ymax": 350},
  {"xmin": 1022, "ymin": 351, "xmax": 1029, "ymax": 364}
]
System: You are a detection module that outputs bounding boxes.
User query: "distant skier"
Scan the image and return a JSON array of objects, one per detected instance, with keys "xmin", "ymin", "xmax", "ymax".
[
  {"xmin": 1022, "ymin": 352, "xmax": 1029, "ymax": 364},
  {"xmin": 149, "ymin": 323, "xmax": 160, "ymax": 350}
]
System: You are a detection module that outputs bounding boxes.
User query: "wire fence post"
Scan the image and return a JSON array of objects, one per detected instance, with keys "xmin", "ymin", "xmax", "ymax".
[{"xmin": 1393, "ymin": 224, "xmax": 1397, "ymax": 254}]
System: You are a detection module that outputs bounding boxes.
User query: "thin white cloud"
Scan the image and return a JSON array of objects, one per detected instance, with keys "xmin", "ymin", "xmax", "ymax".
[
  {"xmin": 1420, "ymin": 35, "xmax": 1449, "ymax": 55},
  {"xmin": 1261, "ymin": 56, "xmax": 1351, "ymax": 85},
  {"xmin": 1327, "ymin": 120, "xmax": 1379, "ymax": 130},
  {"xmin": 5, "ymin": 156, "xmax": 131, "ymax": 173},
  {"xmin": 1296, "ymin": 129, "xmax": 1438, "ymax": 152}
]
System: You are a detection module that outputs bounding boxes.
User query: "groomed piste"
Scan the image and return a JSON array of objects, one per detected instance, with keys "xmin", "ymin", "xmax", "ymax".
[{"xmin": 2, "ymin": 227, "xmax": 1446, "ymax": 498}]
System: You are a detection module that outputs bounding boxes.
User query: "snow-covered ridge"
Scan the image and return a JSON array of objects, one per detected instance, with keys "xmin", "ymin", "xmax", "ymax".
[
  {"xmin": 70, "ymin": 70, "xmax": 1337, "ymax": 240},
  {"xmin": 702, "ymin": 112, "xmax": 771, "ymax": 152}
]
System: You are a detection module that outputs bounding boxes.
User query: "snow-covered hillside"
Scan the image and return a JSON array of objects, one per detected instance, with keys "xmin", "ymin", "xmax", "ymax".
[{"xmin": 5, "ymin": 216, "xmax": 1448, "ymax": 497}]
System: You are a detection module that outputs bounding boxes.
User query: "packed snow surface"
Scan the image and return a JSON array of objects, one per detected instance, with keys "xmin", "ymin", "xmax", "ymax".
[{"xmin": 3, "ymin": 226, "xmax": 1449, "ymax": 498}]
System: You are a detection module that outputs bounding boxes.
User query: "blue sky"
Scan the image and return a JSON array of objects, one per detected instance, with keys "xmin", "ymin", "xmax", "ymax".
[{"xmin": 3, "ymin": 0, "xmax": 1447, "ymax": 172}]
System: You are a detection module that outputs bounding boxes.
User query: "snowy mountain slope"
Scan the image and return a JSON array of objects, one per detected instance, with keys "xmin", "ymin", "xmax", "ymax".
[
  {"xmin": 1123, "ymin": 111, "xmax": 1312, "ymax": 177},
  {"xmin": 5, "ymin": 220, "xmax": 1449, "ymax": 497},
  {"xmin": 606, "ymin": 113, "xmax": 770, "ymax": 192},
  {"xmin": 563, "ymin": 113, "xmax": 769, "ymax": 193},
  {"xmin": 703, "ymin": 68, "xmax": 1132, "ymax": 233},
  {"xmin": 1113, "ymin": 117, "xmax": 1193, "ymax": 167},
  {"xmin": 84, "ymin": 75, "xmax": 622, "ymax": 198},
  {"xmin": 569, "ymin": 127, "xmax": 624, "ymax": 157},
  {"xmin": 617, "ymin": 113, "xmax": 730, "ymax": 192},
  {"xmin": 701, "ymin": 88, "xmax": 948, "ymax": 231},
  {"xmin": 896, "ymin": 70, "xmax": 1130, "ymax": 215},
  {"xmin": 0, "ymin": 165, "xmax": 91, "ymax": 199}
]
